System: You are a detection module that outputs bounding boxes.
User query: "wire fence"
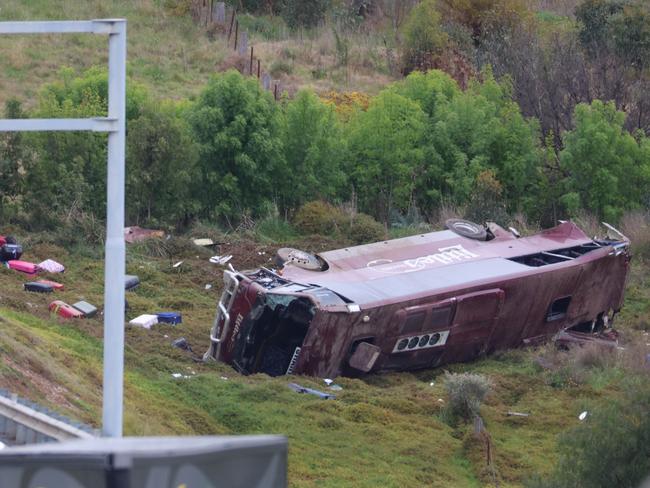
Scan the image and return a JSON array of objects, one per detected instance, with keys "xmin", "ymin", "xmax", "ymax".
[{"xmin": 190, "ymin": 1, "xmax": 283, "ymax": 100}]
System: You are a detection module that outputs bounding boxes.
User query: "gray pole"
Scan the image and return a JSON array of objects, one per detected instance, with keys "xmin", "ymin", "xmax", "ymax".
[{"xmin": 103, "ymin": 19, "xmax": 127, "ymax": 438}]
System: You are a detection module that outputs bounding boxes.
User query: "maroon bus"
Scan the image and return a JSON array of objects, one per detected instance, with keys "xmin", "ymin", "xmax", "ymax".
[{"xmin": 204, "ymin": 220, "xmax": 630, "ymax": 378}]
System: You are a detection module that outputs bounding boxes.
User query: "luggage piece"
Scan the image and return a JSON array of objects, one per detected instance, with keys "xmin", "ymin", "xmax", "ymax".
[
  {"xmin": 129, "ymin": 314, "xmax": 158, "ymax": 329},
  {"xmin": 49, "ymin": 300, "xmax": 83, "ymax": 319},
  {"xmin": 24, "ymin": 282, "xmax": 53, "ymax": 293},
  {"xmin": 38, "ymin": 259, "xmax": 65, "ymax": 273},
  {"xmin": 157, "ymin": 312, "xmax": 182, "ymax": 325},
  {"xmin": 0, "ymin": 244, "xmax": 23, "ymax": 261},
  {"xmin": 72, "ymin": 300, "xmax": 98, "ymax": 318},
  {"xmin": 7, "ymin": 260, "xmax": 39, "ymax": 275},
  {"xmin": 0, "ymin": 236, "xmax": 5, "ymax": 247},
  {"xmin": 36, "ymin": 279, "xmax": 64, "ymax": 291},
  {"xmin": 125, "ymin": 274, "xmax": 140, "ymax": 291}
]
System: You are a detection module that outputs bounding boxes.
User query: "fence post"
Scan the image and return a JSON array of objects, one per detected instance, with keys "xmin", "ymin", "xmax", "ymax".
[
  {"xmin": 228, "ymin": 9, "xmax": 236, "ymax": 42},
  {"xmin": 233, "ymin": 20, "xmax": 238, "ymax": 50},
  {"xmin": 238, "ymin": 30, "xmax": 248, "ymax": 56},
  {"xmin": 215, "ymin": 2, "xmax": 226, "ymax": 24},
  {"xmin": 249, "ymin": 46, "xmax": 254, "ymax": 75},
  {"xmin": 257, "ymin": 59, "xmax": 261, "ymax": 78}
]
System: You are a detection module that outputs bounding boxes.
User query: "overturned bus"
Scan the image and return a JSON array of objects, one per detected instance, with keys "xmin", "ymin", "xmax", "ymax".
[{"xmin": 204, "ymin": 220, "xmax": 630, "ymax": 378}]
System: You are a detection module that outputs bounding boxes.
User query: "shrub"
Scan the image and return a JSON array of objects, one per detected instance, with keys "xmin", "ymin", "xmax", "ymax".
[
  {"xmin": 269, "ymin": 59, "xmax": 293, "ymax": 78},
  {"xmin": 348, "ymin": 213, "xmax": 385, "ymax": 244},
  {"xmin": 444, "ymin": 372, "xmax": 492, "ymax": 420},
  {"xmin": 293, "ymin": 201, "xmax": 346, "ymax": 236},
  {"xmin": 526, "ymin": 378, "xmax": 650, "ymax": 488}
]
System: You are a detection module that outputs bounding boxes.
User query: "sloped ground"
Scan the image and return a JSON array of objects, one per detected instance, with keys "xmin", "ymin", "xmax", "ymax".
[{"xmin": 0, "ymin": 234, "xmax": 647, "ymax": 487}]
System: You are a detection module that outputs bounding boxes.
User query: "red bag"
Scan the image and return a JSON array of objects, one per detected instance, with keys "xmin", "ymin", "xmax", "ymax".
[
  {"xmin": 7, "ymin": 260, "xmax": 39, "ymax": 275},
  {"xmin": 0, "ymin": 236, "xmax": 6, "ymax": 247},
  {"xmin": 49, "ymin": 300, "xmax": 83, "ymax": 319},
  {"xmin": 37, "ymin": 279, "xmax": 64, "ymax": 291}
]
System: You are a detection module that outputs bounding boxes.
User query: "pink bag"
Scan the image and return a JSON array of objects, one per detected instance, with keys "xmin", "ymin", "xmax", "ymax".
[{"xmin": 7, "ymin": 260, "xmax": 40, "ymax": 275}]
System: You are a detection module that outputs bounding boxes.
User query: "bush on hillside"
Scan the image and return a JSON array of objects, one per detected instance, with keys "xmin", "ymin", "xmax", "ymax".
[
  {"xmin": 525, "ymin": 377, "xmax": 650, "ymax": 488},
  {"xmin": 348, "ymin": 213, "xmax": 386, "ymax": 244},
  {"xmin": 444, "ymin": 372, "xmax": 492, "ymax": 420},
  {"xmin": 293, "ymin": 201, "xmax": 346, "ymax": 236}
]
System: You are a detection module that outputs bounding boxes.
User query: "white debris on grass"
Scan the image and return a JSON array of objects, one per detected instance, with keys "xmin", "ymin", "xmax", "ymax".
[
  {"xmin": 579, "ymin": 411, "xmax": 588, "ymax": 421},
  {"xmin": 173, "ymin": 260, "xmax": 184, "ymax": 268},
  {"xmin": 209, "ymin": 255, "xmax": 233, "ymax": 265}
]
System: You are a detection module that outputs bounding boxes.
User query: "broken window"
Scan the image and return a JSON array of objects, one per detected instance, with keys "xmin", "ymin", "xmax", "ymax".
[
  {"xmin": 547, "ymin": 296, "xmax": 571, "ymax": 322},
  {"xmin": 509, "ymin": 243, "xmax": 603, "ymax": 267}
]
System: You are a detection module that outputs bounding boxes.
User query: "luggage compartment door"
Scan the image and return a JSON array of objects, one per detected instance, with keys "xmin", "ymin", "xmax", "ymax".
[{"xmin": 444, "ymin": 289, "xmax": 505, "ymax": 362}]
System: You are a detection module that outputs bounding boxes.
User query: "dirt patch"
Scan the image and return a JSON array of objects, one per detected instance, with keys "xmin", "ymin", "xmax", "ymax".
[{"xmin": 2, "ymin": 356, "xmax": 75, "ymax": 410}]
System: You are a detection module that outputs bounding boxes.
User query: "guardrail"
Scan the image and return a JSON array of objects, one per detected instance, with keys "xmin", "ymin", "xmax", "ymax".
[{"xmin": 0, "ymin": 390, "xmax": 97, "ymax": 445}]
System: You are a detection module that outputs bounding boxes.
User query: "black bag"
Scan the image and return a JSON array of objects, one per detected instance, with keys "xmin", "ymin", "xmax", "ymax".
[
  {"xmin": 24, "ymin": 282, "xmax": 53, "ymax": 293},
  {"xmin": 0, "ymin": 244, "xmax": 22, "ymax": 261}
]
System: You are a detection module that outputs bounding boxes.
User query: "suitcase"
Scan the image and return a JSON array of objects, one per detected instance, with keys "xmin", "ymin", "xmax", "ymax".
[
  {"xmin": 49, "ymin": 300, "xmax": 83, "ymax": 319},
  {"xmin": 72, "ymin": 301, "xmax": 98, "ymax": 318},
  {"xmin": 157, "ymin": 312, "xmax": 182, "ymax": 325},
  {"xmin": 7, "ymin": 260, "xmax": 39, "ymax": 275},
  {"xmin": 125, "ymin": 275, "xmax": 140, "ymax": 291},
  {"xmin": 0, "ymin": 236, "xmax": 5, "ymax": 247},
  {"xmin": 0, "ymin": 244, "xmax": 23, "ymax": 261},
  {"xmin": 24, "ymin": 282, "xmax": 53, "ymax": 293},
  {"xmin": 36, "ymin": 279, "xmax": 64, "ymax": 291},
  {"xmin": 129, "ymin": 314, "xmax": 158, "ymax": 329}
]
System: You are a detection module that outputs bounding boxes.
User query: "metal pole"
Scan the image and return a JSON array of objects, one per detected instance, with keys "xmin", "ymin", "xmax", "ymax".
[{"xmin": 103, "ymin": 19, "xmax": 126, "ymax": 438}]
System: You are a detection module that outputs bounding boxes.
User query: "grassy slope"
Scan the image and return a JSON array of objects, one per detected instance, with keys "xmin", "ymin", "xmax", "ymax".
[
  {"xmin": 0, "ymin": 0, "xmax": 396, "ymax": 110},
  {"xmin": 1, "ymin": 235, "xmax": 647, "ymax": 487},
  {"xmin": 0, "ymin": 0, "xmax": 227, "ymax": 109}
]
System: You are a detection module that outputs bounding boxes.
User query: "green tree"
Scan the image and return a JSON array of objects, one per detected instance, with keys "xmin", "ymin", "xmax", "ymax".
[
  {"xmin": 126, "ymin": 102, "xmax": 199, "ymax": 226},
  {"xmin": 347, "ymin": 91, "xmax": 427, "ymax": 221},
  {"xmin": 0, "ymin": 99, "xmax": 27, "ymax": 219},
  {"xmin": 391, "ymin": 70, "xmax": 541, "ymax": 215},
  {"xmin": 559, "ymin": 100, "xmax": 650, "ymax": 221},
  {"xmin": 282, "ymin": 90, "xmax": 346, "ymax": 210},
  {"xmin": 188, "ymin": 70, "xmax": 285, "ymax": 223},
  {"xmin": 401, "ymin": 0, "xmax": 448, "ymax": 71},
  {"xmin": 24, "ymin": 67, "xmax": 147, "ymax": 228}
]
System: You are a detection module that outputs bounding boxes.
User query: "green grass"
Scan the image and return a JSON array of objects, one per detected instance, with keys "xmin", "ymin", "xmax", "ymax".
[{"xmin": 0, "ymin": 233, "xmax": 647, "ymax": 486}]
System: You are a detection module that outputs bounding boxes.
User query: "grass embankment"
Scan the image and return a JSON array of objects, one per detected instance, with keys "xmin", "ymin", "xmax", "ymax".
[
  {"xmin": 0, "ymin": 0, "xmax": 225, "ymax": 108},
  {"xmin": 0, "ymin": 0, "xmax": 396, "ymax": 110},
  {"xmin": 0, "ymin": 232, "xmax": 647, "ymax": 487}
]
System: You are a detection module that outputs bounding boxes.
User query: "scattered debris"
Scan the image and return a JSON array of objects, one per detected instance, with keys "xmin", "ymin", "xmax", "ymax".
[
  {"xmin": 38, "ymin": 259, "xmax": 65, "ymax": 273},
  {"xmin": 220, "ymin": 376, "xmax": 228, "ymax": 381},
  {"xmin": 171, "ymin": 337, "xmax": 193, "ymax": 352},
  {"xmin": 205, "ymin": 284, "xmax": 212, "ymax": 290},
  {"xmin": 193, "ymin": 238, "xmax": 215, "ymax": 247},
  {"xmin": 72, "ymin": 301, "xmax": 98, "ymax": 318},
  {"xmin": 507, "ymin": 411, "xmax": 530, "ymax": 417},
  {"xmin": 49, "ymin": 300, "xmax": 83, "ymax": 319},
  {"xmin": 287, "ymin": 383, "xmax": 335, "ymax": 400},
  {"xmin": 129, "ymin": 314, "xmax": 159, "ymax": 329},
  {"xmin": 429, "ymin": 382, "xmax": 435, "ymax": 386},
  {"xmin": 329, "ymin": 384, "xmax": 343, "ymax": 391},
  {"xmin": 172, "ymin": 261, "xmax": 184, "ymax": 268},
  {"xmin": 24, "ymin": 282, "xmax": 53, "ymax": 293},
  {"xmin": 157, "ymin": 312, "xmax": 182, "ymax": 325},
  {"xmin": 578, "ymin": 411, "xmax": 588, "ymax": 421},
  {"xmin": 323, "ymin": 378, "xmax": 333, "ymax": 386},
  {"xmin": 124, "ymin": 226, "xmax": 164, "ymax": 243},
  {"xmin": 209, "ymin": 255, "xmax": 233, "ymax": 265},
  {"xmin": 125, "ymin": 275, "xmax": 140, "ymax": 291},
  {"xmin": 437, "ymin": 398, "xmax": 444, "ymax": 403},
  {"xmin": 171, "ymin": 373, "xmax": 182, "ymax": 378}
]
